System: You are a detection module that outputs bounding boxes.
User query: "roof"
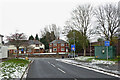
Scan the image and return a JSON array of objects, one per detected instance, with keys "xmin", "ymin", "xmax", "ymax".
[
  {"xmin": 50, "ymin": 39, "xmax": 68, "ymax": 44},
  {"xmin": 28, "ymin": 40, "xmax": 43, "ymax": 45},
  {"xmin": 5, "ymin": 40, "xmax": 43, "ymax": 45}
]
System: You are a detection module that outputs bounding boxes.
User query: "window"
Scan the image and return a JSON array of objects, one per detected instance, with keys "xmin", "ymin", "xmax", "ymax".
[
  {"xmin": 61, "ymin": 48, "xmax": 65, "ymax": 51},
  {"xmin": 53, "ymin": 44, "xmax": 57, "ymax": 46},
  {"xmin": 36, "ymin": 44, "xmax": 39, "ymax": 47},
  {"xmin": 61, "ymin": 43, "xmax": 64, "ymax": 46},
  {"xmin": 53, "ymin": 48, "xmax": 57, "ymax": 51}
]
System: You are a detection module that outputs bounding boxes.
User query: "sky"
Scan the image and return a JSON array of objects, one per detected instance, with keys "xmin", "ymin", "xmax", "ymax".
[{"xmin": 0, "ymin": 0, "xmax": 120, "ymax": 41}]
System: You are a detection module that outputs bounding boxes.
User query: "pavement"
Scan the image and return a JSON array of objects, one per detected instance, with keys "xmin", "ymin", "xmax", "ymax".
[{"xmin": 26, "ymin": 58, "xmax": 119, "ymax": 80}]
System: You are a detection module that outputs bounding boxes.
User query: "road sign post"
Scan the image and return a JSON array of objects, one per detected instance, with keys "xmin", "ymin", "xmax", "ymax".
[
  {"xmin": 104, "ymin": 41, "xmax": 110, "ymax": 63},
  {"xmin": 71, "ymin": 45, "xmax": 75, "ymax": 59}
]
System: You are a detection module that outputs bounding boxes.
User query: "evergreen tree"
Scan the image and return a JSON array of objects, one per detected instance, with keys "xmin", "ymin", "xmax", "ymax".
[
  {"xmin": 29, "ymin": 35, "xmax": 34, "ymax": 40},
  {"xmin": 35, "ymin": 34, "xmax": 39, "ymax": 40}
]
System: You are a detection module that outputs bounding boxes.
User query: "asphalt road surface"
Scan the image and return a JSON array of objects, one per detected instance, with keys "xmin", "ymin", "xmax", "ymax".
[{"xmin": 26, "ymin": 58, "xmax": 118, "ymax": 80}]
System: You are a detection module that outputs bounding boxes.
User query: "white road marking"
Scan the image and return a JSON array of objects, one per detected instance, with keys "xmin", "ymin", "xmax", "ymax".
[
  {"xmin": 51, "ymin": 64, "xmax": 56, "ymax": 67},
  {"xmin": 57, "ymin": 68, "xmax": 66, "ymax": 73}
]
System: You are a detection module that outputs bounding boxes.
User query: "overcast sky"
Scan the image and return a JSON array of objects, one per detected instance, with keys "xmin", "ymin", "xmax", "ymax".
[{"xmin": 0, "ymin": 0, "xmax": 119, "ymax": 41}]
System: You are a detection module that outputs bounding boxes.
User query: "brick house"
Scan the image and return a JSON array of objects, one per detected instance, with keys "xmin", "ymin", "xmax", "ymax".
[{"xmin": 49, "ymin": 38, "xmax": 69, "ymax": 53}]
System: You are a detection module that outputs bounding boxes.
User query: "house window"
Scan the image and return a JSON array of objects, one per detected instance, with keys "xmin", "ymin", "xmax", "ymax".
[
  {"xmin": 61, "ymin": 48, "xmax": 65, "ymax": 51},
  {"xmin": 36, "ymin": 44, "xmax": 39, "ymax": 47},
  {"xmin": 53, "ymin": 48, "xmax": 57, "ymax": 51},
  {"xmin": 61, "ymin": 43, "xmax": 64, "ymax": 46},
  {"xmin": 53, "ymin": 44, "xmax": 57, "ymax": 46}
]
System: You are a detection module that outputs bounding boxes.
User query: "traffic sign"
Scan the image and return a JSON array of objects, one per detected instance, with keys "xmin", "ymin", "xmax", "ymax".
[
  {"xmin": 71, "ymin": 45, "xmax": 75, "ymax": 51},
  {"xmin": 21, "ymin": 49, "xmax": 23, "ymax": 51},
  {"xmin": 105, "ymin": 41, "xmax": 110, "ymax": 46}
]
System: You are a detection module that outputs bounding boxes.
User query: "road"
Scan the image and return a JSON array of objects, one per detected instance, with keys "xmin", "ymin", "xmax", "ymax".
[{"xmin": 26, "ymin": 58, "xmax": 118, "ymax": 80}]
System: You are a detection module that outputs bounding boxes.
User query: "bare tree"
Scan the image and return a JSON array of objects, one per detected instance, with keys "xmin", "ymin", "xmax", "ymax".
[
  {"xmin": 64, "ymin": 4, "xmax": 93, "ymax": 56},
  {"xmin": 7, "ymin": 32, "xmax": 26, "ymax": 58},
  {"xmin": 94, "ymin": 4, "xmax": 120, "ymax": 44},
  {"xmin": 41, "ymin": 24, "xmax": 61, "ymax": 39},
  {"xmin": 40, "ymin": 24, "xmax": 61, "ymax": 49}
]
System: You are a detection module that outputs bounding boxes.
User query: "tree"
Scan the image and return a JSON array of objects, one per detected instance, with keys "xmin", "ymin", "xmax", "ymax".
[
  {"xmin": 35, "ymin": 34, "xmax": 39, "ymax": 40},
  {"xmin": 64, "ymin": 4, "xmax": 93, "ymax": 56},
  {"xmin": 97, "ymin": 38, "xmax": 104, "ymax": 42},
  {"xmin": 40, "ymin": 24, "xmax": 60, "ymax": 50},
  {"xmin": 7, "ymin": 32, "xmax": 26, "ymax": 58},
  {"xmin": 66, "ymin": 30, "xmax": 89, "ymax": 53},
  {"xmin": 29, "ymin": 35, "xmax": 34, "ymax": 40},
  {"xmin": 94, "ymin": 4, "xmax": 119, "ymax": 45}
]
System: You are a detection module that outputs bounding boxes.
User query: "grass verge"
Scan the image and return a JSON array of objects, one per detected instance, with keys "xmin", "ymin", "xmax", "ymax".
[{"xmin": 0, "ymin": 58, "xmax": 30, "ymax": 79}]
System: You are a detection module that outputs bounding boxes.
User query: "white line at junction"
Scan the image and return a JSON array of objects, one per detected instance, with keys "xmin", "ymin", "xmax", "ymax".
[
  {"xmin": 51, "ymin": 64, "xmax": 56, "ymax": 67},
  {"xmin": 57, "ymin": 68, "xmax": 66, "ymax": 73}
]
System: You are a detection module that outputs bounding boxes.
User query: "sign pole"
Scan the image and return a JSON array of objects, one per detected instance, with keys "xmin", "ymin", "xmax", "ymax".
[
  {"xmin": 107, "ymin": 46, "xmax": 108, "ymax": 62},
  {"xmin": 105, "ymin": 41, "xmax": 110, "ymax": 65}
]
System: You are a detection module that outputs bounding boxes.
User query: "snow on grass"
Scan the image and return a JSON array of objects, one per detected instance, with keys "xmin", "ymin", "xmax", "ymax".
[
  {"xmin": 0, "ymin": 59, "xmax": 30, "ymax": 79},
  {"xmin": 91, "ymin": 59, "xmax": 116, "ymax": 65},
  {"xmin": 74, "ymin": 56, "xmax": 116, "ymax": 64},
  {"xmin": 75, "ymin": 56, "xmax": 94, "ymax": 61}
]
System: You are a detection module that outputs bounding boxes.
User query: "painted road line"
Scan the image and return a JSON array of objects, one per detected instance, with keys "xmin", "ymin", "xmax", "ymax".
[
  {"xmin": 57, "ymin": 68, "xmax": 66, "ymax": 73},
  {"xmin": 48, "ymin": 62, "xmax": 50, "ymax": 64},
  {"xmin": 51, "ymin": 64, "xmax": 56, "ymax": 67}
]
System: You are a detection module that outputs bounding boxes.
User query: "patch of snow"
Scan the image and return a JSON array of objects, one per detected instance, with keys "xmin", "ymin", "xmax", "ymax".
[
  {"xmin": 75, "ymin": 56, "xmax": 94, "ymax": 61},
  {"xmin": 0, "ymin": 61, "xmax": 28, "ymax": 79},
  {"xmin": 91, "ymin": 59, "xmax": 116, "ymax": 64}
]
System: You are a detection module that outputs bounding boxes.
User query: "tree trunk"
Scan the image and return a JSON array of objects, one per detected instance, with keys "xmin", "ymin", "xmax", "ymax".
[
  {"xmin": 83, "ymin": 43, "xmax": 86, "ymax": 56},
  {"xmin": 17, "ymin": 47, "xmax": 19, "ymax": 59},
  {"xmin": 83, "ymin": 47, "xmax": 86, "ymax": 56}
]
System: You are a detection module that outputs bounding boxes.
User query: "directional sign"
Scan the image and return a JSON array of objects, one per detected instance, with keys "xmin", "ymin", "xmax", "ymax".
[
  {"xmin": 71, "ymin": 45, "xmax": 75, "ymax": 51},
  {"xmin": 105, "ymin": 41, "xmax": 110, "ymax": 46}
]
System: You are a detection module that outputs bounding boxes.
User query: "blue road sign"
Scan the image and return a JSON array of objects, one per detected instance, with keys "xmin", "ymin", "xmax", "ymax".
[
  {"xmin": 71, "ymin": 45, "xmax": 75, "ymax": 51},
  {"xmin": 21, "ymin": 49, "xmax": 23, "ymax": 51},
  {"xmin": 105, "ymin": 41, "xmax": 110, "ymax": 46}
]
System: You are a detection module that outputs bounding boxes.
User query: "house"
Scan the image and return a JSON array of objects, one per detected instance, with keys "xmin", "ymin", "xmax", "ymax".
[
  {"xmin": 0, "ymin": 34, "xmax": 8, "ymax": 59},
  {"xmin": 28, "ymin": 40, "xmax": 45, "ymax": 53},
  {"xmin": 0, "ymin": 34, "xmax": 4, "ymax": 46},
  {"xmin": 49, "ymin": 38, "xmax": 69, "ymax": 53},
  {"xmin": 7, "ymin": 40, "xmax": 45, "ymax": 54}
]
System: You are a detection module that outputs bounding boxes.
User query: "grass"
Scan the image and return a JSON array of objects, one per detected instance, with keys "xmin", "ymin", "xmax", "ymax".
[
  {"xmin": 4, "ymin": 59, "xmax": 30, "ymax": 64},
  {"xmin": 76, "ymin": 56, "xmax": 120, "ymax": 62},
  {"xmin": 87, "ymin": 57, "xmax": 120, "ymax": 62},
  {"xmin": 0, "ymin": 58, "xmax": 30, "ymax": 79}
]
